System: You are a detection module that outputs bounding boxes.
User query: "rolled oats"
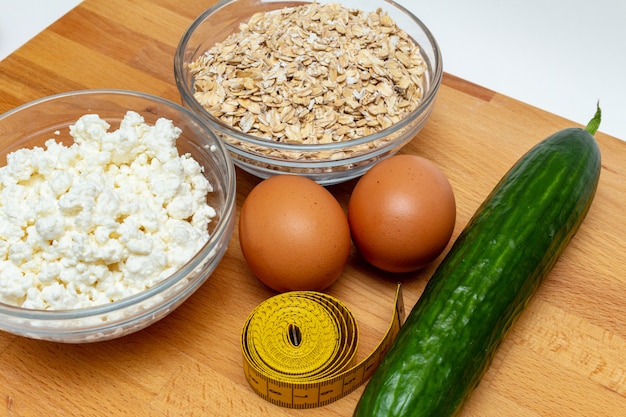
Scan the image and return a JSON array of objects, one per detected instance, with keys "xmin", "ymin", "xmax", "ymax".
[{"xmin": 189, "ymin": 2, "xmax": 427, "ymax": 160}]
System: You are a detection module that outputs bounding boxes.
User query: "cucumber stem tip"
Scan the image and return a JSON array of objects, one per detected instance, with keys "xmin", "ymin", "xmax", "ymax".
[{"xmin": 585, "ymin": 101, "xmax": 601, "ymax": 136}]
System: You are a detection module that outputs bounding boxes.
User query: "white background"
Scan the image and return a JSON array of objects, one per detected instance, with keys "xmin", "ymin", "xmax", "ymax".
[{"xmin": 1, "ymin": 0, "xmax": 624, "ymax": 140}]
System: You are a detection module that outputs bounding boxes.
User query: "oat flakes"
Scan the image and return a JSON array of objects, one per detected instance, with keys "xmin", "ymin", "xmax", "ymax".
[{"xmin": 189, "ymin": 2, "xmax": 427, "ymax": 159}]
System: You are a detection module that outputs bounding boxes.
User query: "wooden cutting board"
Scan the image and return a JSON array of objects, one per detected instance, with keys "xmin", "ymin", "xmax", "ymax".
[{"xmin": 0, "ymin": 1, "xmax": 624, "ymax": 415}]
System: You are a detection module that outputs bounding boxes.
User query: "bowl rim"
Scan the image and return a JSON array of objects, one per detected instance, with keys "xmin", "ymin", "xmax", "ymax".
[
  {"xmin": 174, "ymin": 0, "xmax": 443, "ymax": 152},
  {"xmin": 0, "ymin": 88, "xmax": 237, "ymax": 321}
]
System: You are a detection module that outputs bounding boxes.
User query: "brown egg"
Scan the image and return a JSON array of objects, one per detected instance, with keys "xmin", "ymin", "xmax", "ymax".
[
  {"xmin": 348, "ymin": 154, "xmax": 456, "ymax": 273},
  {"xmin": 239, "ymin": 175, "xmax": 351, "ymax": 292}
]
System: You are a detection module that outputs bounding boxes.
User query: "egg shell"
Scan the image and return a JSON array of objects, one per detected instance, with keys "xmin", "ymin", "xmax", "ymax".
[
  {"xmin": 239, "ymin": 175, "xmax": 351, "ymax": 292},
  {"xmin": 348, "ymin": 154, "xmax": 456, "ymax": 273}
]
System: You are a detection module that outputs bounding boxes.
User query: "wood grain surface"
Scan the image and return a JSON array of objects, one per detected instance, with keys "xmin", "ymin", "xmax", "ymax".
[{"xmin": 1, "ymin": 1, "xmax": 625, "ymax": 416}]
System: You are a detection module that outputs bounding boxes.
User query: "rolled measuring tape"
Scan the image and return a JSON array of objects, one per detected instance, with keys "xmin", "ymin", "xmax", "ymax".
[{"xmin": 240, "ymin": 283, "xmax": 405, "ymax": 409}]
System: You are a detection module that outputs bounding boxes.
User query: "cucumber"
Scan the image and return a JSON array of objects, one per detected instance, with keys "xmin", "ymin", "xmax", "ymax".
[{"xmin": 353, "ymin": 106, "xmax": 603, "ymax": 417}]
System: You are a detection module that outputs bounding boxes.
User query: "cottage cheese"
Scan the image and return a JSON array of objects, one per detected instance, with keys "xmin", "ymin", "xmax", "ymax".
[{"xmin": 0, "ymin": 111, "xmax": 216, "ymax": 310}]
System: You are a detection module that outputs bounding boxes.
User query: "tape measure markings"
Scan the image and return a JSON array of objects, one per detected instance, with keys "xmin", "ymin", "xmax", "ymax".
[{"xmin": 241, "ymin": 283, "xmax": 405, "ymax": 409}]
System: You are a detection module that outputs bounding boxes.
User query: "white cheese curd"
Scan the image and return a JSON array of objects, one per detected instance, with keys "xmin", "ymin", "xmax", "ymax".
[{"xmin": 0, "ymin": 111, "xmax": 216, "ymax": 310}]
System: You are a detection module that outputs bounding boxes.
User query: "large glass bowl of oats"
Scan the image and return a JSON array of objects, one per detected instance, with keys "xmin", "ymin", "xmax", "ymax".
[
  {"xmin": 0, "ymin": 90, "xmax": 237, "ymax": 343},
  {"xmin": 175, "ymin": 0, "xmax": 442, "ymax": 185}
]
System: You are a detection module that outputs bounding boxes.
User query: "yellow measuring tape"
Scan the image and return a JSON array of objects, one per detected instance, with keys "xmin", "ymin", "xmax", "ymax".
[{"xmin": 240, "ymin": 283, "xmax": 405, "ymax": 409}]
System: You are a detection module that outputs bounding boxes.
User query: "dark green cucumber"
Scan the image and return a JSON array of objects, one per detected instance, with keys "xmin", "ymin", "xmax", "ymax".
[{"xmin": 353, "ymin": 107, "xmax": 603, "ymax": 417}]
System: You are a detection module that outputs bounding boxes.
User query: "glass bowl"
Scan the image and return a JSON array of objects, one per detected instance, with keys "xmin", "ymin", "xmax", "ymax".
[
  {"xmin": 174, "ymin": 0, "xmax": 442, "ymax": 185},
  {"xmin": 0, "ymin": 90, "xmax": 237, "ymax": 343}
]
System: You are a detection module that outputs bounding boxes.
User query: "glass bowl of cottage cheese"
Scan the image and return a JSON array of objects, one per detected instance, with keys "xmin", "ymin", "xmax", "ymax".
[{"xmin": 0, "ymin": 90, "xmax": 237, "ymax": 343}]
